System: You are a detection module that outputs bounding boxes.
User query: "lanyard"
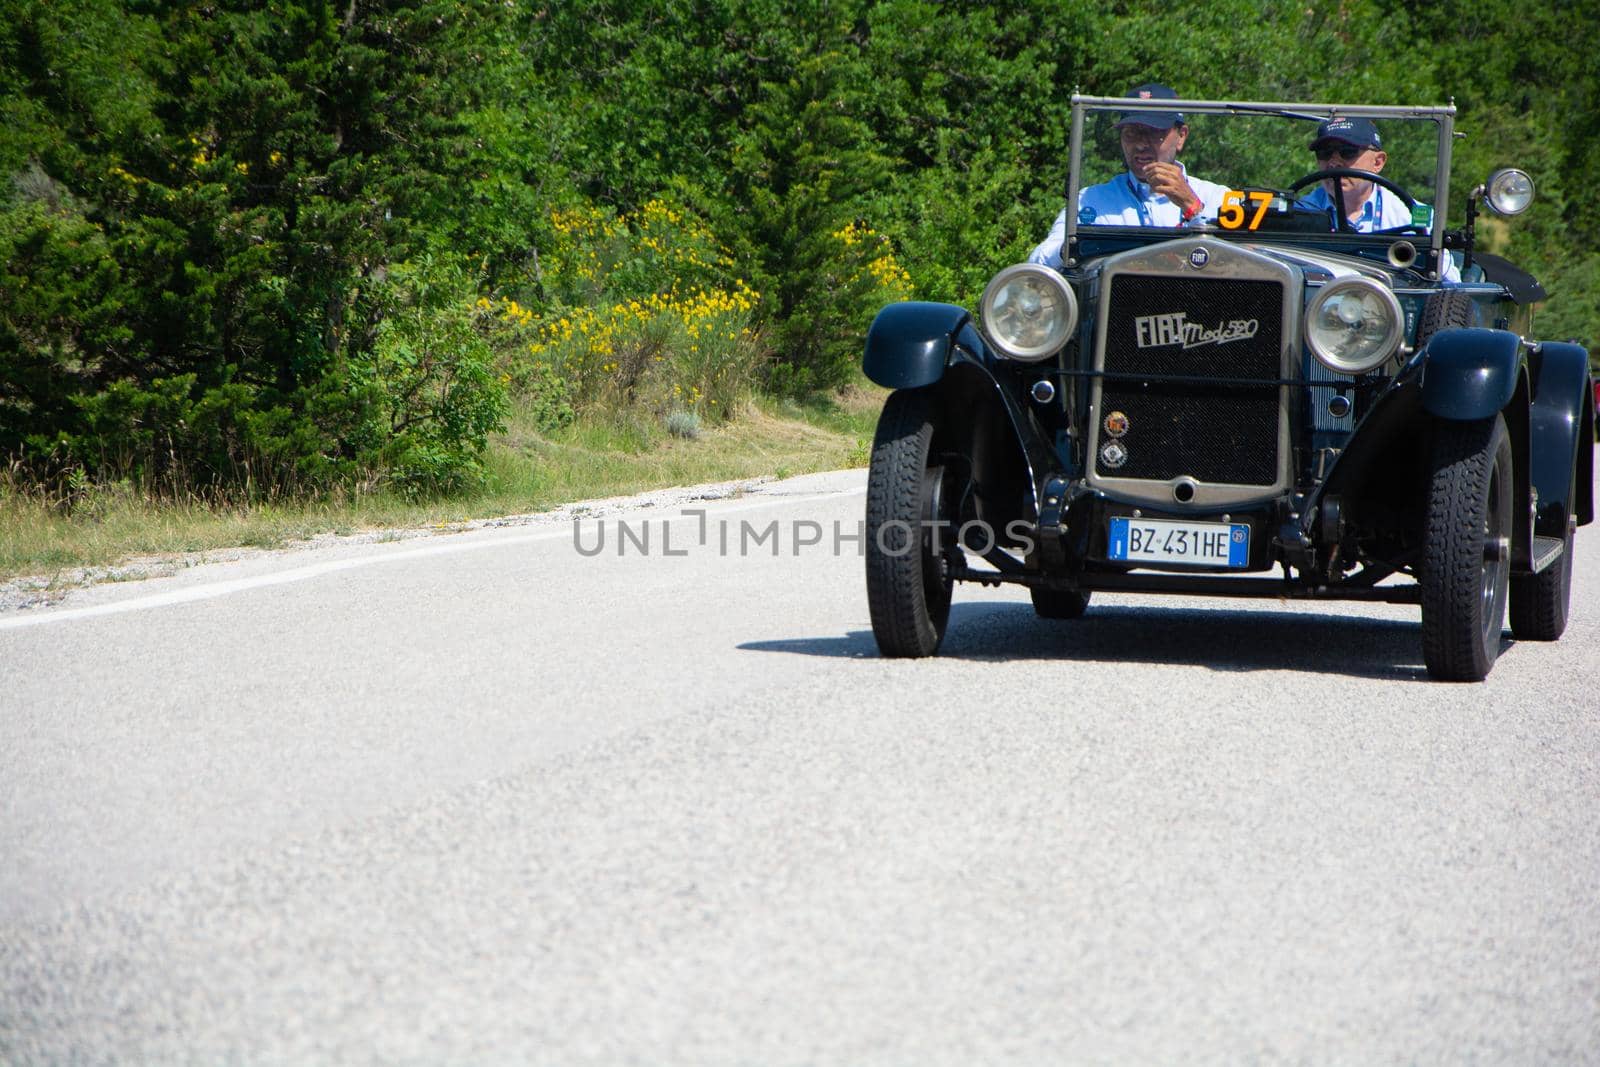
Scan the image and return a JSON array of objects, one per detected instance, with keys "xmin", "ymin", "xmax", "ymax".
[
  {"xmin": 1326, "ymin": 186, "xmax": 1380, "ymax": 231},
  {"xmin": 1126, "ymin": 175, "xmax": 1155, "ymax": 226}
]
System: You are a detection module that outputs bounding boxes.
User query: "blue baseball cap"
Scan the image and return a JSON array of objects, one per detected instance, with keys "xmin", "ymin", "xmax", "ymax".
[
  {"xmin": 1115, "ymin": 84, "xmax": 1185, "ymax": 130},
  {"xmin": 1311, "ymin": 117, "xmax": 1382, "ymax": 150}
]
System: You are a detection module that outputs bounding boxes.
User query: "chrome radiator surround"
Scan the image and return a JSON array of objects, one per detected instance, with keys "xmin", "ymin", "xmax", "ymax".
[{"xmin": 1085, "ymin": 238, "xmax": 1300, "ymax": 509}]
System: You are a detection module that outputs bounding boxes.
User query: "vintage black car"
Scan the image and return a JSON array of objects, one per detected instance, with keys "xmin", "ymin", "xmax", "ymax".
[{"xmin": 861, "ymin": 96, "xmax": 1595, "ymax": 680}]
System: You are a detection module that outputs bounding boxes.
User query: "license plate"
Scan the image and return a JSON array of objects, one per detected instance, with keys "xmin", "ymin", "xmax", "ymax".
[{"xmin": 1107, "ymin": 517, "xmax": 1250, "ymax": 568}]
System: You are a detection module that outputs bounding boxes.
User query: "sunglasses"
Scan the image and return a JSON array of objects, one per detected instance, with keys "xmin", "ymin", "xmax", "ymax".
[{"xmin": 1314, "ymin": 144, "xmax": 1368, "ymax": 163}]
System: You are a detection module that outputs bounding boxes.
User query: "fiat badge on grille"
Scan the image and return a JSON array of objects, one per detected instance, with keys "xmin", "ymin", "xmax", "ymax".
[{"xmin": 1189, "ymin": 247, "xmax": 1210, "ymax": 269}]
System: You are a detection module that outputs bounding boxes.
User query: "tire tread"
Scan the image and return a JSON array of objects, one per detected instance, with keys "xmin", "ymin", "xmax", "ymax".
[
  {"xmin": 865, "ymin": 391, "xmax": 949, "ymax": 656},
  {"xmin": 1420, "ymin": 416, "xmax": 1509, "ymax": 681},
  {"xmin": 1416, "ymin": 290, "xmax": 1475, "ymax": 345}
]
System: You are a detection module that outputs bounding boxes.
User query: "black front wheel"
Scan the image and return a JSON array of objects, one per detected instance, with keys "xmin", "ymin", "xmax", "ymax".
[
  {"xmin": 1420, "ymin": 414, "xmax": 1513, "ymax": 681},
  {"xmin": 865, "ymin": 390, "xmax": 954, "ymax": 657}
]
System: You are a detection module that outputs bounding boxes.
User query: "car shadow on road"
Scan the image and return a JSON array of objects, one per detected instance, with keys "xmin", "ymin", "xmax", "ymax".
[{"xmin": 738, "ymin": 602, "xmax": 1481, "ymax": 681}]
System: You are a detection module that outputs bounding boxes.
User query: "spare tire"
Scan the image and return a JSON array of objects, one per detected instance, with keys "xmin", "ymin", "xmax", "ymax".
[{"xmin": 1415, "ymin": 290, "xmax": 1475, "ymax": 348}]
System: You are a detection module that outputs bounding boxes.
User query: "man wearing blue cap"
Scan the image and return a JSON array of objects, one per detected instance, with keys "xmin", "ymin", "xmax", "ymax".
[
  {"xmin": 1301, "ymin": 116, "xmax": 1459, "ymax": 280},
  {"xmin": 1300, "ymin": 117, "xmax": 1409, "ymax": 231},
  {"xmin": 1030, "ymin": 84, "xmax": 1228, "ymax": 268}
]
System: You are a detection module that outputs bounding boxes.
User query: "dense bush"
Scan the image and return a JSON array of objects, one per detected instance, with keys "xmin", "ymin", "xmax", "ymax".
[
  {"xmin": 2, "ymin": 0, "xmax": 1597, "ymax": 501},
  {"xmin": 351, "ymin": 258, "xmax": 508, "ymax": 494},
  {"xmin": 0, "ymin": 0, "xmax": 509, "ymax": 495},
  {"xmin": 501, "ymin": 199, "xmax": 770, "ymax": 421},
  {"xmin": 516, "ymin": 0, "xmax": 1600, "ymax": 367}
]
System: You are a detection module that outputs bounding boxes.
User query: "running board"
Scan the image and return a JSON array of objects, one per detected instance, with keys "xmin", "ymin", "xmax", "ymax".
[
  {"xmin": 1079, "ymin": 572, "xmax": 1422, "ymax": 603},
  {"xmin": 949, "ymin": 565, "xmax": 1422, "ymax": 603},
  {"xmin": 1530, "ymin": 535, "xmax": 1565, "ymax": 574}
]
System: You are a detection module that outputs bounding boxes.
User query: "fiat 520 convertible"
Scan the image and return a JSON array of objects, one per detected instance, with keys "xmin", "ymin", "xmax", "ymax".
[{"xmin": 861, "ymin": 96, "xmax": 1594, "ymax": 680}]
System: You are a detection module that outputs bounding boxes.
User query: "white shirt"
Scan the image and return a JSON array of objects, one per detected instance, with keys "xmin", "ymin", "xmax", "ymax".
[
  {"xmin": 1029, "ymin": 165, "xmax": 1230, "ymax": 268},
  {"xmin": 1300, "ymin": 184, "xmax": 1416, "ymax": 232},
  {"xmin": 1299, "ymin": 185, "xmax": 1460, "ymax": 281}
]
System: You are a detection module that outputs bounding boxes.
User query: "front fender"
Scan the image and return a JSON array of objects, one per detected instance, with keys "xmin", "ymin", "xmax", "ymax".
[
  {"xmin": 925, "ymin": 355, "xmax": 1054, "ymax": 531},
  {"xmin": 1527, "ymin": 341, "xmax": 1595, "ymax": 531},
  {"xmin": 1311, "ymin": 351, "xmax": 1535, "ymax": 570},
  {"xmin": 1419, "ymin": 328, "xmax": 1522, "ymax": 421},
  {"xmin": 863, "ymin": 301, "xmax": 973, "ymax": 389}
]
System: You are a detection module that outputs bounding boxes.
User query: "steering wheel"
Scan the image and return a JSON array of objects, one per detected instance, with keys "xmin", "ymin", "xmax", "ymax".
[{"xmin": 1286, "ymin": 168, "xmax": 1417, "ymax": 234}]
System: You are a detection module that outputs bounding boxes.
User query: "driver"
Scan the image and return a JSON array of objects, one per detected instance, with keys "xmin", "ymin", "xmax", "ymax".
[
  {"xmin": 1300, "ymin": 117, "xmax": 1409, "ymax": 231},
  {"xmin": 1300, "ymin": 116, "xmax": 1459, "ymax": 280},
  {"xmin": 1029, "ymin": 84, "xmax": 1228, "ymax": 268}
]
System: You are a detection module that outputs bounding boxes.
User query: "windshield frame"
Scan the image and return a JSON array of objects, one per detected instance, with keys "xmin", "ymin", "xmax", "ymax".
[{"xmin": 1064, "ymin": 95, "xmax": 1457, "ymax": 277}]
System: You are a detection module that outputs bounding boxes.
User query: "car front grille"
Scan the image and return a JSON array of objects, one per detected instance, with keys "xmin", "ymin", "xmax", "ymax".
[{"xmin": 1094, "ymin": 273, "xmax": 1285, "ymax": 487}]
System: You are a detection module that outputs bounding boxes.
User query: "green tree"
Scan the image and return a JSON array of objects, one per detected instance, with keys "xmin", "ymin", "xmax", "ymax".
[
  {"xmin": 1, "ymin": 0, "xmax": 511, "ymax": 491},
  {"xmin": 726, "ymin": 34, "xmax": 892, "ymax": 392}
]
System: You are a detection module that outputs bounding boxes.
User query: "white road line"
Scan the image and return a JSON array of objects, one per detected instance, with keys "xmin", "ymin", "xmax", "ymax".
[{"xmin": 0, "ymin": 486, "xmax": 867, "ymax": 631}]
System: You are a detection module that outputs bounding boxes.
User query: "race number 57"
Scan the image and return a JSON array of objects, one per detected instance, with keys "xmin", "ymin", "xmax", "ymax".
[{"xmin": 1218, "ymin": 190, "xmax": 1274, "ymax": 231}]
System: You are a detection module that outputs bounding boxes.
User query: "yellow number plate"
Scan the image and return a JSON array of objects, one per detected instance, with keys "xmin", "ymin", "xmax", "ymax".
[{"xmin": 1217, "ymin": 190, "xmax": 1277, "ymax": 231}]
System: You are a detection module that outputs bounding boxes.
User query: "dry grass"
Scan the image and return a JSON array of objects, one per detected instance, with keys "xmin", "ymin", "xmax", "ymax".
[{"xmin": 0, "ymin": 386, "xmax": 885, "ymax": 582}]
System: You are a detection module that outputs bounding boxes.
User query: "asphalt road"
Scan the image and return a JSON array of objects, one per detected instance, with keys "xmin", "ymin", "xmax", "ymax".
[{"xmin": 3, "ymin": 462, "xmax": 1598, "ymax": 1063}]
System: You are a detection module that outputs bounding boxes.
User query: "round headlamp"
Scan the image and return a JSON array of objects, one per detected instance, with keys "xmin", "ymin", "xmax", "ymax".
[
  {"xmin": 1484, "ymin": 168, "xmax": 1535, "ymax": 216},
  {"xmin": 980, "ymin": 264, "xmax": 1077, "ymax": 362},
  {"xmin": 1304, "ymin": 277, "xmax": 1403, "ymax": 375}
]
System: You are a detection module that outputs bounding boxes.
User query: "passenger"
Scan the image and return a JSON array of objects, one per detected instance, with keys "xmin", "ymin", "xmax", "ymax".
[{"xmin": 1030, "ymin": 84, "xmax": 1229, "ymax": 269}]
